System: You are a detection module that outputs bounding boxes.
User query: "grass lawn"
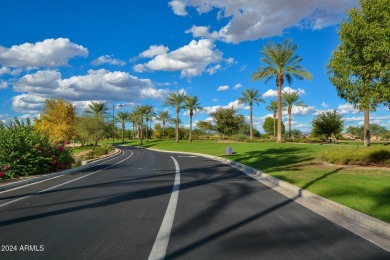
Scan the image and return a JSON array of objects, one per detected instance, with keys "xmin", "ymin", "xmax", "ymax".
[{"xmin": 125, "ymin": 139, "xmax": 390, "ymax": 223}]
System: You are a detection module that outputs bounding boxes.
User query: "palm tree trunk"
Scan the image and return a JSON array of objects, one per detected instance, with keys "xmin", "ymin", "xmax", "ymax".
[
  {"xmin": 288, "ymin": 109, "xmax": 292, "ymax": 139},
  {"xmin": 121, "ymin": 122, "xmax": 125, "ymax": 144},
  {"xmin": 175, "ymin": 110, "xmax": 179, "ymax": 143},
  {"xmin": 189, "ymin": 112, "xmax": 193, "ymax": 142},
  {"xmin": 277, "ymin": 81, "xmax": 283, "ymax": 143},
  {"xmin": 273, "ymin": 114, "xmax": 276, "ymax": 139},
  {"xmin": 162, "ymin": 121, "xmax": 165, "ymax": 139},
  {"xmin": 249, "ymin": 105, "xmax": 253, "ymax": 140},
  {"xmin": 139, "ymin": 120, "xmax": 143, "ymax": 145},
  {"xmin": 145, "ymin": 119, "xmax": 149, "ymax": 142},
  {"xmin": 364, "ymin": 108, "xmax": 370, "ymax": 147}
]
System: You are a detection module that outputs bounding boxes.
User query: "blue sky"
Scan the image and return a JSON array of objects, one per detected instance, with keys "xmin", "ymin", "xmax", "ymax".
[{"xmin": 1, "ymin": 0, "xmax": 389, "ymax": 133}]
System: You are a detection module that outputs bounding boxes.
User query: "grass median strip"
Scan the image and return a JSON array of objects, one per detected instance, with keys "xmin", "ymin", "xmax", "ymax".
[{"xmin": 129, "ymin": 140, "xmax": 390, "ymax": 223}]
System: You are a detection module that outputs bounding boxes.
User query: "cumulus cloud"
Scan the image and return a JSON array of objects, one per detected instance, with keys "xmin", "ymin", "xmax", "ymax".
[
  {"xmin": 262, "ymin": 87, "xmax": 306, "ymax": 98},
  {"xmin": 217, "ymin": 85, "xmax": 229, "ymax": 91},
  {"xmin": 337, "ymin": 103, "xmax": 359, "ymax": 114},
  {"xmin": 134, "ymin": 39, "xmax": 223, "ymax": 78},
  {"xmin": 0, "ymin": 66, "xmax": 23, "ymax": 76},
  {"xmin": 175, "ymin": 0, "xmax": 358, "ymax": 43},
  {"xmin": 0, "ymin": 38, "xmax": 88, "ymax": 67},
  {"xmin": 321, "ymin": 102, "xmax": 328, "ymax": 108},
  {"xmin": 169, "ymin": 0, "xmax": 188, "ymax": 16},
  {"xmin": 0, "ymin": 81, "xmax": 8, "ymax": 89},
  {"xmin": 91, "ymin": 55, "xmax": 126, "ymax": 66},
  {"xmin": 12, "ymin": 69, "xmax": 165, "ymax": 113},
  {"xmin": 233, "ymin": 83, "xmax": 243, "ymax": 90}
]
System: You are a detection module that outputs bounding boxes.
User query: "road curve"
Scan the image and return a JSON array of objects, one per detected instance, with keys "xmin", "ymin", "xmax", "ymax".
[{"xmin": 0, "ymin": 147, "xmax": 388, "ymax": 259}]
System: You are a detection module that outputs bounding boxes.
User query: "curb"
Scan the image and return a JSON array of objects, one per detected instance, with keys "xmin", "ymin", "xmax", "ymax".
[
  {"xmin": 147, "ymin": 148, "xmax": 390, "ymax": 252},
  {"xmin": 0, "ymin": 148, "xmax": 122, "ymax": 192}
]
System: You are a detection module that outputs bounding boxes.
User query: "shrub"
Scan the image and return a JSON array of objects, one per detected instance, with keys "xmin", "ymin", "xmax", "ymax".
[
  {"xmin": 0, "ymin": 118, "xmax": 74, "ymax": 179},
  {"xmin": 232, "ymin": 134, "xmax": 249, "ymax": 142},
  {"xmin": 84, "ymin": 145, "xmax": 113, "ymax": 159},
  {"xmin": 321, "ymin": 146, "xmax": 390, "ymax": 166}
]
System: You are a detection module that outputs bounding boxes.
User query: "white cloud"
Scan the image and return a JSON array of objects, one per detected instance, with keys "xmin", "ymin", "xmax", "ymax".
[
  {"xmin": 168, "ymin": 0, "xmax": 187, "ymax": 16},
  {"xmin": 338, "ymin": 103, "xmax": 359, "ymax": 114},
  {"xmin": 91, "ymin": 55, "xmax": 126, "ymax": 66},
  {"xmin": 139, "ymin": 45, "xmax": 169, "ymax": 58},
  {"xmin": 321, "ymin": 102, "xmax": 328, "ymax": 108},
  {"xmin": 290, "ymin": 105, "xmax": 316, "ymax": 116},
  {"xmin": 233, "ymin": 83, "xmax": 243, "ymax": 90},
  {"xmin": 212, "ymin": 98, "xmax": 218, "ymax": 102},
  {"xmin": 217, "ymin": 85, "xmax": 229, "ymax": 91},
  {"xmin": 0, "ymin": 66, "xmax": 23, "ymax": 76},
  {"xmin": 12, "ymin": 69, "xmax": 165, "ymax": 113},
  {"xmin": 0, "ymin": 38, "xmax": 88, "ymax": 67},
  {"xmin": 262, "ymin": 87, "xmax": 306, "ymax": 98},
  {"xmin": 176, "ymin": 0, "xmax": 358, "ymax": 43},
  {"xmin": 262, "ymin": 89, "xmax": 278, "ymax": 98},
  {"xmin": 0, "ymin": 81, "xmax": 8, "ymax": 89},
  {"xmin": 134, "ymin": 39, "xmax": 223, "ymax": 78}
]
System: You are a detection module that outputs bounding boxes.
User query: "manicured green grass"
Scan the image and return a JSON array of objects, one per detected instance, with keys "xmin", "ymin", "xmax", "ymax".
[{"xmin": 128, "ymin": 139, "xmax": 390, "ymax": 223}]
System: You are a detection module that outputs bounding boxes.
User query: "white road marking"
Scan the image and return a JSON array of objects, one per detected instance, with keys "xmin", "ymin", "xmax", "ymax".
[
  {"xmin": 148, "ymin": 156, "xmax": 180, "ymax": 260},
  {"xmin": 177, "ymin": 156, "xmax": 197, "ymax": 158},
  {"xmin": 0, "ymin": 151, "xmax": 134, "ymax": 208}
]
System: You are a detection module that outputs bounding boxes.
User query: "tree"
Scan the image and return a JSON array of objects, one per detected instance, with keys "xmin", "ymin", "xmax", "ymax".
[
  {"xmin": 133, "ymin": 105, "xmax": 147, "ymax": 144},
  {"xmin": 312, "ymin": 110, "xmax": 344, "ymax": 141},
  {"xmin": 83, "ymin": 101, "xmax": 109, "ymax": 120},
  {"xmin": 184, "ymin": 95, "xmax": 203, "ymax": 142},
  {"xmin": 34, "ymin": 98, "xmax": 77, "ymax": 142},
  {"xmin": 164, "ymin": 92, "xmax": 186, "ymax": 143},
  {"xmin": 74, "ymin": 116, "xmax": 109, "ymax": 149},
  {"xmin": 128, "ymin": 111, "xmax": 138, "ymax": 140},
  {"xmin": 263, "ymin": 117, "xmax": 285, "ymax": 136},
  {"xmin": 252, "ymin": 39, "xmax": 312, "ymax": 143},
  {"xmin": 328, "ymin": 0, "xmax": 390, "ymax": 146},
  {"xmin": 143, "ymin": 105, "xmax": 155, "ymax": 142},
  {"xmin": 155, "ymin": 111, "xmax": 171, "ymax": 139},
  {"xmin": 210, "ymin": 107, "xmax": 245, "ymax": 138},
  {"xmin": 238, "ymin": 88, "xmax": 264, "ymax": 140},
  {"xmin": 153, "ymin": 123, "xmax": 162, "ymax": 139},
  {"xmin": 282, "ymin": 91, "xmax": 306, "ymax": 138},
  {"xmin": 116, "ymin": 111, "xmax": 130, "ymax": 144},
  {"xmin": 266, "ymin": 100, "xmax": 278, "ymax": 138},
  {"xmin": 347, "ymin": 126, "xmax": 364, "ymax": 140},
  {"xmin": 196, "ymin": 120, "xmax": 214, "ymax": 140}
]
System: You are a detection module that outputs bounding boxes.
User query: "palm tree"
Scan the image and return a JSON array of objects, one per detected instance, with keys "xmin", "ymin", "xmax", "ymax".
[
  {"xmin": 133, "ymin": 105, "xmax": 147, "ymax": 144},
  {"xmin": 266, "ymin": 100, "xmax": 278, "ymax": 139},
  {"xmin": 282, "ymin": 91, "xmax": 306, "ymax": 139},
  {"xmin": 164, "ymin": 92, "xmax": 186, "ymax": 143},
  {"xmin": 128, "ymin": 111, "xmax": 138, "ymax": 140},
  {"xmin": 184, "ymin": 95, "xmax": 203, "ymax": 142},
  {"xmin": 251, "ymin": 39, "xmax": 312, "ymax": 142},
  {"xmin": 143, "ymin": 105, "xmax": 155, "ymax": 142},
  {"xmin": 116, "ymin": 111, "xmax": 130, "ymax": 144},
  {"xmin": 238, "ymin": 88, "xmax": 264, "ymax": 140},
  {"xmin": 156, "ymin": 111, "xmax": 171, "ymax": 139},
  {"xmin": 83, "ymin": 101, "xmax": 109, "ymax": 120}
]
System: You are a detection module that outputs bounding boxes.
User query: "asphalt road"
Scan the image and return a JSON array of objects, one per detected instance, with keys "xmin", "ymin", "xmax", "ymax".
[{"xmin": 0, "ymin": 147, "xmax": 388, "ymax": 259}]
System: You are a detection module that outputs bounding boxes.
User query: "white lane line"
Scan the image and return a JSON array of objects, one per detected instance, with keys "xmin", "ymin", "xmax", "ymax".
[
  {"xmin": 177, "ymin": 156, "xmax": 197, "ymax": 158},
  {"xmin": 148, "ymin": 156, "xmax": 180, "ymax": 260},
  {"xmin": 0, "ymin": 151, "xmax": 134, "ymax": 209}
]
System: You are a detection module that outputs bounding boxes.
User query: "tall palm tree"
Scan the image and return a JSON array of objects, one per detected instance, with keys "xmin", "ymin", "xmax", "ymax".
[
  {"xmin": 116, "ymin": 111, "xmax": 130, "ymax": 144},
  {"xmin": 156, "ymin": 111, "xmax": 171, "ymax": 139},
  {"xmin": 266, "ymin": 100, "xmax": 278, "ymax": 139},
  {"xmin": 184, "ymin": 95, "xmax": 203, "ymax": 142},
  {"xmin": 282, "ymin": 91, "xmax": 307, "ymax": 138},
  {"xmin": 128, "ymin": 111, "xmax": 138, "ymax": 140},
  {"xmin": 143, "ymin": 105, "xmax": 155, "ymax": 142},
  {"xmin": 164, "ymin": 92, "xmax": 186, "ymax": 143},
  {"xmin": 251, "ymin": 39, "xmax": 312, "ymax": 142},
  {"xmin": 133, "ymin": 105, "xmax": 147, "ymax": 144},
  {"xmin": 238, "ymin": 88, "xmax": 264, "ymax": 140},
  {"xmin": 83, "ymin": 101, "xmax": 109, "ymax": 120}
]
